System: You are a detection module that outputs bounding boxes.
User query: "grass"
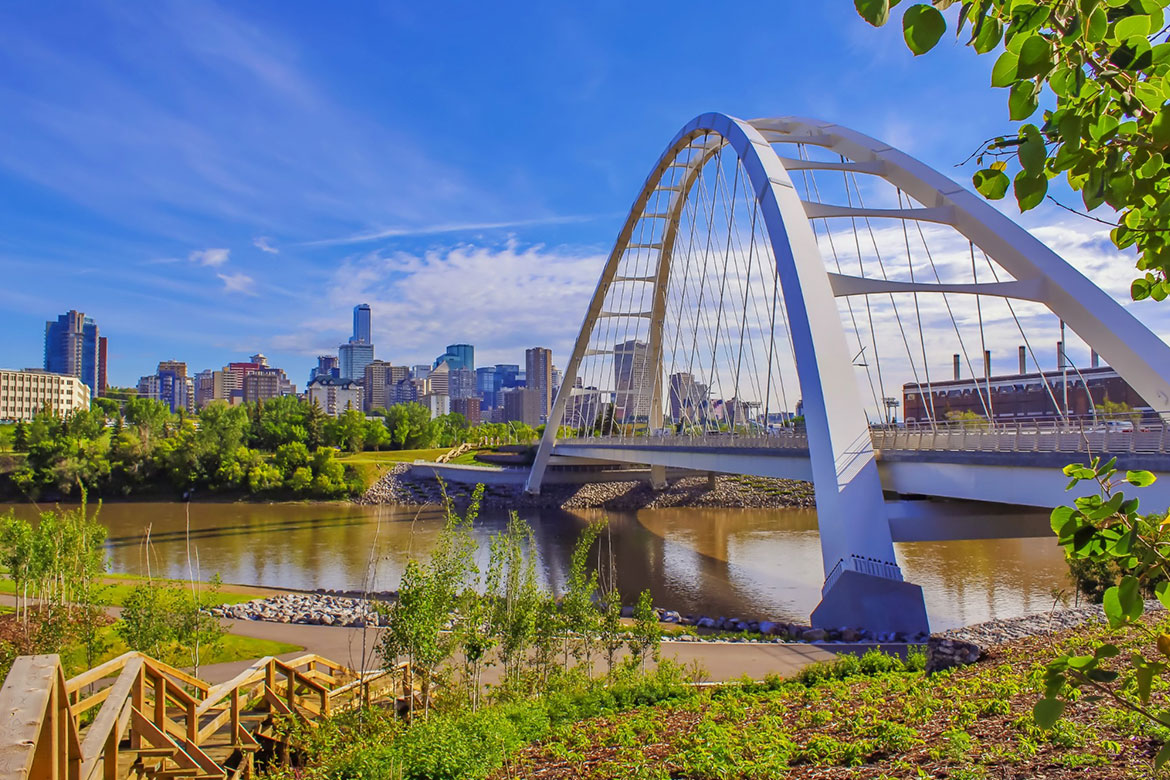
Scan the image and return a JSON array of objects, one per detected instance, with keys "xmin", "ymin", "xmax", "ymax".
[
  {"xmin": 0, "ymin": 574, "xmax": 262, "ymax": 607},
  {"xmin": 59, "ymin": 626, "xmax": 302, "ymax": 675},
  {"xmin": 337, "ymin": 448, "xmax": 455, "ymax": 491},
  {"xmin": 265, "ymin": 618, "xmax": 1170, "ymax": 780}
]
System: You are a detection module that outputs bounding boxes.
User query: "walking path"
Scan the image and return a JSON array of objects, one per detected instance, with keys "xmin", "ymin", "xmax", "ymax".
[{"xmin": 201, "ymin": 618, "xmax": 840, "ymax": 685}]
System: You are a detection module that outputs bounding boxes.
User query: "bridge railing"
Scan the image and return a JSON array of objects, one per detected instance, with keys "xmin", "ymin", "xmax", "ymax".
[{"xmin": 556, "ymin": 416, "xmax": 1170, "ymax": 456}]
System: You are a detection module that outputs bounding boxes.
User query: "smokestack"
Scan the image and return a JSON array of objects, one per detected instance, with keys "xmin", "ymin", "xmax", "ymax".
[
  {"xmin": 1018, "ymin": 345, "xmax": 1027, "ymax": 375},
  {"xmin": 1091, "ymin": 349, "xmax": 1099, "ymax": 369},
  {"xmin": 1057, "ymin": 341, "xmax": 1066, "ymax": 370},
  {"xmin": 984, "ymin": 350, "xmax": 991, "ymax": 378},
  {"xmin": 953, "ymin": 354, "xmax": 960, "ymax": 381}
]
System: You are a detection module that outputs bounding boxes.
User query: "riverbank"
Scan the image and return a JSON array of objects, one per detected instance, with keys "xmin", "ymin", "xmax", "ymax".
[{"xmin": 358, "ymin": 462, "xmax": 816, "ymax": 510}]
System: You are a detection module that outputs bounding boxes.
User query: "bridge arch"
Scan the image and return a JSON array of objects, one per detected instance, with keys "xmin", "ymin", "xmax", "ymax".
[{"xmin": 527, "ymin": 112, "xmax": 1170, "ymax": 633}]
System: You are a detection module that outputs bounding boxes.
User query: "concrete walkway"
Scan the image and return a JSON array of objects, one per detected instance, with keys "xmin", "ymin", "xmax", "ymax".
[{"xmin": 200, "ymin": 618, "xmax": 838, "ymax": 685}]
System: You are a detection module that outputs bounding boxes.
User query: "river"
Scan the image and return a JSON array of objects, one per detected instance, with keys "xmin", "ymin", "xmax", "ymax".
[{"xmin": 0, "ymin": 501, "xmax": 1071, "ymax": 631}]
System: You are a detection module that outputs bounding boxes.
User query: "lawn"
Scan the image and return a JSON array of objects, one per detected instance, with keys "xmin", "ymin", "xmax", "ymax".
[
  {"xmin": 59, "ymin": 626, "xmax": 302, "ymax": 675},
  {"xmin": 0, "ymin": 574, "xmax": 263, "ymax": 607},
  {"xmin": 338, "ymin": 448, "xmax": 451, "ymax": 465}
]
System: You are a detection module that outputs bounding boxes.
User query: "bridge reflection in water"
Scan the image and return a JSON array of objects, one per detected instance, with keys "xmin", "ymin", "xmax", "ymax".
[{"xmin": 0, "ymin": 500, "xmax": 1067, "ymax": 634}]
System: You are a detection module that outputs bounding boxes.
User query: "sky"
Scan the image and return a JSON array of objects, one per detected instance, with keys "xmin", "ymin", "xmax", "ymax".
[{"xmin": 1, "ymin": 1, "xmax": 1166, "ymax": 390}]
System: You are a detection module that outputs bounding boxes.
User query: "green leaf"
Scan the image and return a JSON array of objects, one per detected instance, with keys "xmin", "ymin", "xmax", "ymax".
[
  {"xmin": 1033, "ymin": 697, "xmax": 1066, "ymax": 728},
  {"xmin": 1156, "ymin": 741, "xmax": 1170, "ymax": 771},
  {"xmin": 1152, "ymin": 107, "xmax": 1170, "ymax": 146},
  {"xmin": 1017, "ymin": 34, "xmax": 1054, "ymax": 78},
  {"xmin": 1119, "ymin": 574, "xmax": 1144, "ymax": 620},
  {"xmin": 1134, "ymin": 277, "xmax": 1153, "ymax": 300},
  {"xmin": 1087, "ymin": 8, "xmax": 1108, "ymax": 43},
  {"xmin": 1018, "ymin": 127, "xmax": 1047, "ymax": 174},
  {"xmin": 973, "ymin": 168, "xmax": 1010, "ymax": 199},
  {"xmin": 1127, "ymin": 470, "xmax": 1156, "ymax": 487},
  {"xmin": 1014, "ymin": 171, "xmax": 1047, "ymax": 211},
  {"xmin": 1095, "ymin": 643, "xmax": 1120, "ymax": 659},
  {"xmin": 903, "ymin": 4, "xmax": 947, "ymax": 55},
  {"xmin": 1156, "ymin": 582, "xmax": 1170, "ymax": 610},
  {"xmin": 991, "ymin": 51, "xmax": 1019, "ymax": 87},
  {"xmin": 973, "ymin": 15, "xmax": 1003, "ymax": 53},
  {"xmin": 1103, "ymin": 585, "xmax": 1126, "ymax": 627},
  {"xmin": 856, "ymin": 0, "xmax": 892, "ymax": 26},
  {"xmin": 1136, "ymin": 662, "xmax": 1156, "ymax": 703},
  {"xmin": 1009, "ymin": 80, "xmax": 1039, "ymax": 119},
  {"xmin": 1114, "ymin": 14, "xmax": 1152, "ymax": 41}
]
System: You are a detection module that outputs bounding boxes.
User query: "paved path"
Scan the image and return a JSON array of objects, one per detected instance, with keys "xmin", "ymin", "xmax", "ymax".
[{"xmin": 199, "ymin": 618, "xmax": 838, "ymax": 685}]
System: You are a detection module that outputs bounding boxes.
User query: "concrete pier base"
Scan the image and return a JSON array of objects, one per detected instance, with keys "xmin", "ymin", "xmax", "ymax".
[
  {"xmin": 707, "ymin": 471, "xmax": 718, "ymax": 489},
  {"xmin": 811, "ymin": 570, "xmax": 929, "ymax": 636},
  {"xmin": 650, "ymin": 464, "xmax": 668, "ymax": 490}
]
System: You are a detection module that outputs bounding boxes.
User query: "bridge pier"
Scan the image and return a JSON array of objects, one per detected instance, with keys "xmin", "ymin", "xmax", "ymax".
[
  {"xmin": 650, "ymin": 464, "xmax": 668, "ymax": 490},
  {"xmin": 811, "ymin": 567, "xmax": 929, "ymax": 637},
  {"xmin": 707, "ymin": 471, "xmax": 717, "ymax": 490}
]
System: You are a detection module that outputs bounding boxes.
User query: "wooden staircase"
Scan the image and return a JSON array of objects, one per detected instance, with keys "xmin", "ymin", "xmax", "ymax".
[{"xmin": 0, "ymin": 652, "xmax": 416, "ymax": 780}]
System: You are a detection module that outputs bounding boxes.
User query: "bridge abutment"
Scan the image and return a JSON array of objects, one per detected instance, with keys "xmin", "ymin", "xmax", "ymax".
[{"xmin": 811, "ymin": 569, "xmax": 929, "ymax": 637}]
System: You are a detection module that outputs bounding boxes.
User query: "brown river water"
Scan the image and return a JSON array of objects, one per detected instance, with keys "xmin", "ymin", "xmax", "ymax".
[{"xmin": 0, "ymin": 501, "xmax": 1071, "ymax": 632}]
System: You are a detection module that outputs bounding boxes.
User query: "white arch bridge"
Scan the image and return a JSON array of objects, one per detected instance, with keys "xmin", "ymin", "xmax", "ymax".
[{"xmin": 523, "ymin": 112, "xmax": 1170, "ymax": 635}]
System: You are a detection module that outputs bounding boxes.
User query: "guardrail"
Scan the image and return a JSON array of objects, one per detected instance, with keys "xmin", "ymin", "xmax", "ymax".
[
  {"xmin": 557, "ymin": 418, "xmax": 1170, "ymax": 456},
  {"xmin": 0, "ymin": 652, "xmax": 417, "ymax": 780}
]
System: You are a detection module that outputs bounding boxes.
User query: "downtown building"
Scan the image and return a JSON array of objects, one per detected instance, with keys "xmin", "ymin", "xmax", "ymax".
[
  {"xmin": 44, "ymin": 310, "xmax": 106, "ymax": 397},
  {"xmin": 525, "ymin": 347, "xmax": 553, "ymax": 422},
  {"xmin": 339, "ymin": 303, "xmax": 376, "ymax": 381},
  {"xmin": 307, "ymin": 376, "xmax": 363, "ymax": 416},
  {"xmin": 613, "ymin": 339, "xmax": 651, "ymax": 422},
  {"xmin": 138, "ymin": 360, "xmax": 194, "ymax": 413},
  {"xmin": 0, "ymin": 369, "xmax": 91, "ymax": 422}
]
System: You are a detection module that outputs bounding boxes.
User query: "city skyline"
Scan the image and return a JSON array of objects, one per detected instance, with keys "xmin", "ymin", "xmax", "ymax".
[{"xmin": 4, "ymin": 4, "xmax": 1170, "ymax": 392}]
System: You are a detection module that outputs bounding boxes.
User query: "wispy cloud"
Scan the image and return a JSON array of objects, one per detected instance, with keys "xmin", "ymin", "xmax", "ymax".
[
  {"xmin": 217, "ymin": 272, "xmax": 256, "ymax": 295},
  {"xmin": 302, "ymin": 214, "xmax": 608, "ymax": 248},
  {"xmin": 189, "ymin": 247, "xmax": 230, "ymax": 267},
  {"xmin": 253, "ymin": 236, "xmax": 279, "ymax": 254}
]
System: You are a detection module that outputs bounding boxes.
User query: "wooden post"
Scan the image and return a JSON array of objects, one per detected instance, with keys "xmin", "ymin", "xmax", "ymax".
[
  {"xmin": 185, "ymin": 699, "xmax": 196, "ymax": 745},
  {"xmin": 286, "ymin": 670, "xmax": 295, "ymax": 710},
  {"xmin": 153, "ymin": 676, "xmax": 166, "ymax": 736},
  {"xmin": 229, "ymin": 688, "xmax": 240, "ymax": 746},
  {"xmin": 102, "ymin": 726, "xmax": 117, "ymax": 780},
  {"xmin": 131, "ymin": 668, "xmax": 144, "ymax": 751}
]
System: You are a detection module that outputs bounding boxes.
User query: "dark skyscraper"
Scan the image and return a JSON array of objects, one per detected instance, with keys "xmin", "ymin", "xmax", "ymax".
[
  {"xmin": 44, "ymin": 310, "xmax": 101, "ymax": 397},
  {"xmin": 352, "ymin": 303, "xmax": 372, "ymax": 344}
]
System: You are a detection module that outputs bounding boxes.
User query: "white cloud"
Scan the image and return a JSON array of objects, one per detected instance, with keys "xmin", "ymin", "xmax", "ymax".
[
  {"xmin": 253, "ymin": 236, "xmax": 279, "ymax": 254},
  {"xmin": 302, "ymin": 215, "xmax": 603, "ymax": 248},
  {"xmin": 189, "ymin": 247, "xmax": 230, "ymax": 267},
  {"xmin": 271, "ymin": 240, "xmax": 605, "ymax": 363},
  {"xmin": 217, "ymin": 272, "xmax": 256, "ymax": 295}
]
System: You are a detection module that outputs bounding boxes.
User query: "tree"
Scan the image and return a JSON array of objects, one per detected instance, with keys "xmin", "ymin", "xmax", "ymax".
[
  {"xmin": 629, "ymin": 589, "xmax": 661, "ymax": 674},
  {"xmin": 1037, "ymin": 458, "xmax": 1170, "ymax": 765},
  {"xmin": 560, "ymin": 520, "xmax": 604, "ymax": 674},
  {"xmin": 854, "ymin": 0, "xmax": 1170, "ymax": 297},
  {"xmin": 384, "ymin": 403, "xmax": 437, "ymax": 450}
]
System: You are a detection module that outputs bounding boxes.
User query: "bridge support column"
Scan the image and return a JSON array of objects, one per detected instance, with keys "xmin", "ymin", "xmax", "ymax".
[
  {"xmin": 707, "ymin": 471, "xmax": 717, "ymax": 490},
  {"xmin": 650, "ymin": 464, "xmax": 667, "ymax": 490},
  {"xmin": 811, "ymin": 570, "xmax": 929, "ymax": 637}
]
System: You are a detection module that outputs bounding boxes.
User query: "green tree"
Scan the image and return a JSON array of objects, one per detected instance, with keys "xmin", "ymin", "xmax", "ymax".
[
  {"xmin": 855, "ymin": 0, "xmax": 1170, "ymax": 297},
  {"xmin": 560, "ymin": 520, "xmax": 604, "ymax": 674},
  {"xmin": 384, "ymin": 403, "xmax": 438, "ymax": 450},
  {"xmin": 629, "ymin": 590, "xmax": 661, "ymax": 674}
]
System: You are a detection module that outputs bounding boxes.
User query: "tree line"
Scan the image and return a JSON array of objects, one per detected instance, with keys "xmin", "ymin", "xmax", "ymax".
[{"xmin": 4, "ymin": 396, "xmax": 539, "ymax": 500}]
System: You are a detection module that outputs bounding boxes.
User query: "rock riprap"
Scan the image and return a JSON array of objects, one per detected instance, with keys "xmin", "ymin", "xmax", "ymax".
[
  {"xmin": 213, "ymin": 593, "xmax": 386, "ymax": 628},
  {"xmin": 358, "ymin": 464, "xmax": 815, "ymax": 511}
]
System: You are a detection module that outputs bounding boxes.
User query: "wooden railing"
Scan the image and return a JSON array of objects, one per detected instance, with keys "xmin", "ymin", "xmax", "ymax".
[{"xmin": 0, "ymin": 653, "xmax": 415, "ymax": 780}]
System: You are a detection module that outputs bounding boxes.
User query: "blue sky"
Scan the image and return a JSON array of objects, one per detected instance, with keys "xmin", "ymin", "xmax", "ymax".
[{"xmin": 0, "ymin": 1, "xmax": 1163, "ymax": 387}]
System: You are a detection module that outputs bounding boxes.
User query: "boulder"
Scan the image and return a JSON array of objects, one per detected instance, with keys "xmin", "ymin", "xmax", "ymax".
[
  {"xmin": 758, "ymin": 621, "xmax": 777, "ymax": 636},
  {"xmin": 925, "ymin": 636, "xmax": 984, "ymax": 675},
  {"xmin": 839, "ymin": 628, "xmax": 861, "ymax": 642},
  {"xmin": 800, "ymin": 628, "xmax": 827, "ymax": 641}
]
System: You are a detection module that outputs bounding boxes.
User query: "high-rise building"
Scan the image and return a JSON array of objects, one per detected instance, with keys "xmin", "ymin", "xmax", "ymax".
[
  {"xmin": 451, "ymin": 396, "xmax": 482, "ymax": 425},
  {"xmin": 435, "ymin": 344, "xmax": 474, "ymax": 372},
  {"xmin": 339, "ymin": 342, "xmax": 374, "ymax": 381},
  {"xmin": 669, "ymin": 372, "xmax": 709, "ymax": 423},
  {"xmin": 363, "ymin": 360, "xmax": 395, "ymax": 411},
  {"xmin": 476, "ymin": 366, "xmax": 498, "ymax": 408},
  {"xmin": 352, "ymin": 304, "xmax": 372, "ymax": 345},
  {"xmin": 155, "ymin": 360, "xmax": 192, "ymax": 413},
  {"xmin": 449, "ymin": 367, "xmax": 478, "ymax": 400},
  {"xmin": 411, "ymin": 364, "xmax": 432, "ymax": 380},
  {"xmin": 308, "ymin": 355, "xmax": 340, "ymax": 386},
  {"xmin": 420, "ymin": 393, "xmax": 450, "ymax": 418},
  {"xmin": 97, "ymin": 337, "xmax": 108, "ymax": 396},
  {"xmin": 566, "ymin": 386, "xmax": 604, "ymax": 430},
  {"xmin": 195, "ymin": 369, "xmax": 219, "ymax": 409},
  {"xmin": 614, "ymin": 339, "xmax": 651, "ymax": 422},
  {"xmin": 525, "ymin": 347, "xmax": 553, "ymax": 422},
  {"xmin": 44, "ymin": 310, "xmax": 102, "ymax": 397},
  {"xmin": 501, "ymin": 386, "xmax": 542, "ymax": 427},
  {"xmin": 427, "ymin": 361, "xmax": 450, "ymax": 395},
  {"xmin": 0, "ymin": 369, "xmax": 90, "ymax": 421},
  {"xmin": 243, "ymin": 367, "xmax": 292, "ymax": 403}
]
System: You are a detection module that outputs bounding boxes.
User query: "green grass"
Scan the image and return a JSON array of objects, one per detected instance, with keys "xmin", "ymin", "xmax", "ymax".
[
  {"xmin": 0, "ymin": 575, "xmax": 262, "ymax": 607},
  {"xmin": 337, "ymin": 448, "xmax": 451, "ymax": 465},
  {"xmin": 59, "ymin": 626, "xmax": 302, "ymax": 675}
]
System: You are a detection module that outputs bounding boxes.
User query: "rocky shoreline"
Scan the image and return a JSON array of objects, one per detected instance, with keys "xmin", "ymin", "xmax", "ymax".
[
  {"xmin": 358, "ymin": 464, "xmax": 815, "ymax": 511},
  {"xmin": 212, "ymin": 591, "xmax": 1156, "ymax": 661}
]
